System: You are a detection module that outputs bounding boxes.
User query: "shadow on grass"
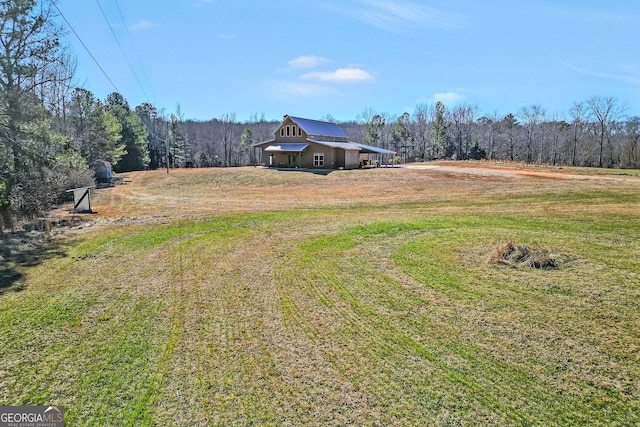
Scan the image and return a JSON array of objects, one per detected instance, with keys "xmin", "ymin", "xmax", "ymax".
[
  {"xmin": 273, "ymin": 166, "xmax": 400, "ymax": 175},
  {"xmin": 273, "ymin": 167, "xmax": 336, "ymax": 176},
  {"xmin": 0, "ymin": 231, "xmax": 69, "ymax": 295}
]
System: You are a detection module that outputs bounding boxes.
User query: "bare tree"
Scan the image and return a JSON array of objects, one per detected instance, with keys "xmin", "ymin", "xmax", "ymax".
[
  {"xmin": 518, "ymin": 105, "xmax": 545, "ymax": 163},
  {"xmin": 477, "ymin": 112, "xmax": 501, "ymax": 160},
  {"xmin": 40, "ymin": 50, "xmax": 76, "ymax": 132},
  {"xmin": 568, "ymin": 102, "xmax": 588, "ymax": 166},
  {"xmin": 586, "ymin": 96, "xmax": 626, "ymax": 168},
  {"xmin": 544, "ymin": 117, "xmax": 570, "ymax": 165},
  {"xmin": 249, "ymin": 112, "xmax": 278, "ymax": 166},
  {"xmin": 622, "ymin": 117, "xmax": 640, "ymax": 168},
  {"xmin": 450, "ymin": 104, "xmax": 478, "ymax": 159},
  {"xmin": 219, "ymin": 113, "xmax": 238, "ymax": 167}
]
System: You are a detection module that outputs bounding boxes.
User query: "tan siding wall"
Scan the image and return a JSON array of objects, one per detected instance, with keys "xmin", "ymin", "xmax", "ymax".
[
  {"xmin": 345, "ymin": 151, "xmax": 360, "ymax": 169},
  {"xmin": 275, "ymin": 117, "xmax": 307, "ymax": 143},
  {"xmin": 306, "ymin": 142, "xmax": 333, "ymax": 168}
]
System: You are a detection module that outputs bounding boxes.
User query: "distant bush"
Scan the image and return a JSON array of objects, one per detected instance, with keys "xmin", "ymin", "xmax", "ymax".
[
  {"xmin": 469, "ymin": 143, "xmax": 487, "ymax": 160},
  {"xmin": 7, "ymin": 151, "xmax": 94, "ymax": 220}
]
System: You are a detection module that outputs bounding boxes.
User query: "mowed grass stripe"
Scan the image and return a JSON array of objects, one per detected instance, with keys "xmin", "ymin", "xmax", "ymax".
[
  {"xmin": 1, "ymin": 216, "xmax": 267, "ymax": 425},
  {"xmin": 1, "ymin": 166, "xmax": 639, "ymax": 425},
  {"xmin": 278, "ymin": 224, "xmax": 519, "ymax": 424},
  {"xmin": 147, "ymin": 216, "xmax": 312, "ymax": 426},
  {"xmin": 392, "ymin": 219, "xmax": 640, "ymax": 424},
  {"xmin": 276, "ymin": 216, "xmax": 639, "ymax": 425}
]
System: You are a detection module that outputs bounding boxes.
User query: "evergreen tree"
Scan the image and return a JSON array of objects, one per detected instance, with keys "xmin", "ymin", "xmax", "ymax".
[
  {"xmin": 68, "ymin": 88, "xmax": 124, "ymax": 165},
  {"xmin": 170, "ymin": 112, "xmax": 189, "ymax": 168},
  {"xmin": 363, "ymin": 114, "xmax": 386, "ymax": 147},
  {"xmin": 135, "ymin": 103, "xmax": 167, "ymax": 170},
  {"xmin": 431, "ymin": 102, "xmax": 449, "ymax": 159},
  {"xmin": 239, "ymin": 127, "xmax": 254, "ymax": 165},
  {"xmin": 106, "ymin": 93, "xmax": 149, "ymax": 172},
  {"xmin": 502, "ymin": 113, "xmax": 519, "ymax": 161},
  {"xmin": 0, "ymin": 0, "xmax": 91, "ymax": 218},
  {"xmin": 391, "ymin": 112, "xmax": 412, "ymax": 163}
]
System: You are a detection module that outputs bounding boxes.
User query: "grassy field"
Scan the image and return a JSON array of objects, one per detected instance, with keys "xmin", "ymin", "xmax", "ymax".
[{"xmin": 1, "ymin": 163, "xmax": 639, "ymax": 425}]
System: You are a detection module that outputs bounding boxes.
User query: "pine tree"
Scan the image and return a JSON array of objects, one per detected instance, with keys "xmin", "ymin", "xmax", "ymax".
[
  {"xmin": 431, "ymin": 102, "xmax": 449, "ymax": 159},
  {"xmin": 0, "ymin": 0, "xmax": 88, "ymax": 218},
  {"xmin": 106, "ymin": 93, "xmax": 149, "ymax": 172}
]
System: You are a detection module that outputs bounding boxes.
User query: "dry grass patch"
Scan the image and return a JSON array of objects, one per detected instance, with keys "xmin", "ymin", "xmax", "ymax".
[{"xmin": 491, "ymin": 241, "xmax": 562, "ymax": 269}]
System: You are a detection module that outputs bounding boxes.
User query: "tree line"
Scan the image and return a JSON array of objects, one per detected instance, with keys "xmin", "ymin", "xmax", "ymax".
[
  {"xmin": 349, "ymin": 98, "xmax": 638, "ymax": 169},
  {"xmin": 183, "ymin": 98, "xmax": 638, "ymax": 171},
  {"xmin": 0, "ymin": 1, "xmax": 185, "ymax": 224},
  {"xmin": 1, "ymin": 1, "xmax": 639, "ymax": 225}
]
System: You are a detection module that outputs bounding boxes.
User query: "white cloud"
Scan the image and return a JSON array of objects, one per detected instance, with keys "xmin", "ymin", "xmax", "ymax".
[
  {"xmin": 336, "ymin": 0, "xmax": 464, "ymax": 34},
  {"xmin": 429, "ymin": 91, "xmax": 465, "ymax": 104},
  {"xmin": 268, "ymin": 80, "xmax": 338, "ymax": 99},
  {"xmin": 561, "ymin": 62, "xmax": 640, "ymax": 85},
  {"xmin": 218, "ymin": 33, "xmax": 237, "ymax": 40},
  {"xmin": 287, "ymin": 55, "xmax": 331, "ymax": 69},
  {"xmin": 193, "ymin": 0, "xmax": 215, "ymax": 7},
  {"xmin": 130, "ymin": 20, "xmax": 156, "ymax": 31},
  {"xmin": 301, "ymin": 68, "xmax": 374, "ymax": 83}
]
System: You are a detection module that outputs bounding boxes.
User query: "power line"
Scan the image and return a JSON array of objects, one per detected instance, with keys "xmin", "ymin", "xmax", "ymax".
[
  {"xmin": 51, "ymin": 0, "xmax": 122, "ymax": 94},
  {"xmin": 112, "ymin": 0, "xmax": 158, "ymax": 104},
  {"xmin": 94, "ymin": 0, "xmax": 150, "ymax": 101}
]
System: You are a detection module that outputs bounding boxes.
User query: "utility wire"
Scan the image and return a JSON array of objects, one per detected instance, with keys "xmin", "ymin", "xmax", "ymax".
[
  {"xmin": 52, "ymin": 0, "xmax": 170, "ymax": 169},
  {"xmin": 94, "ymin": 0, "xmax": 150, "ymax": 101},
  {"xmin": 51, "ymin": 0, "xmax": 122, "ymax": 94},
  {"xmin": 112, "ymin": 0, "xmax": 158, "ymax": 104}
]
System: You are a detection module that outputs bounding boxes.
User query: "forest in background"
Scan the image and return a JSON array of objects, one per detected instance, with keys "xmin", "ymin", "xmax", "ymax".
[
  {"xmin": 182, "ymin": 99, "xmax": 639, "ymax": 171},
  {"xmin": 1, "ymin": 1, "xmax": 639, "ymax": 224}
]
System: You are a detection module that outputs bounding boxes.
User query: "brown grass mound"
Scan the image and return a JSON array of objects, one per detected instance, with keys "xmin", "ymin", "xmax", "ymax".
[{"xmin": 491, "ymin": 241, "xmax": 560, "ymax": 269}]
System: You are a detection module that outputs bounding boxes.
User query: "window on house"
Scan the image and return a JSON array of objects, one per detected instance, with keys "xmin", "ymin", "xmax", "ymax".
[
  {"xmin": 298, "ymin": 127, "xmax": 302, "ymax": 136},
  {"xmin": 314, "ymin": 153, "xmax": 324, "ymax": 167},
  {"xmin": 280, "ymin": 128, "xmax": 285, "ymax": 137},
  {"xmin": 286, "ymin": 126, "xmax": 290, "ymax": 137}
]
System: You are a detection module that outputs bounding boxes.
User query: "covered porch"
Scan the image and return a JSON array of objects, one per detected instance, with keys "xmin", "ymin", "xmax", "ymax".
[
  {"xmin": 264, "ymin": 143, "xmax": 309, "ymax": 168},
  {"xmin": 355, "ymin": 143, "xmax": 397, "ymax": 167}
]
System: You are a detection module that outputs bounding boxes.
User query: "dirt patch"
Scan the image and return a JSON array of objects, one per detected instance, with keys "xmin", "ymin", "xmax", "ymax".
[{"xmin": 405, "ymin": 161, "xmax": 640, "ymax": 182}]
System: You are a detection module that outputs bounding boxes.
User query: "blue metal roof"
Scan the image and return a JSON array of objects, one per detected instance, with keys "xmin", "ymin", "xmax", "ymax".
[
  {"xmin": 252, "ymin": 138, "xmax": 275, "ymax": 148},
  {"xmin": 351, "ymin": 143, "xmax": 396, "ymax": 155},
  {"xmin": 306, "ymin": 139, "xmax": 395, "ymax": 154},
  {"xmin": 306, "ymin": 139, "xmax": 361, "ymax": 150},
  {"xmin": 287, "ymin": 116, "xmax": 349, "ymax": 139},
  {"xmin": 264, "ymin": 143, "xmax": 309, "ymax": 152}
]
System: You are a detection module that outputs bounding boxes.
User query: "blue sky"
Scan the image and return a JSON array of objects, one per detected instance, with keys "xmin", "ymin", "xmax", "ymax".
[{"xmin": 55, "ymin": 0, "xmax": 640, "ymax": 122}]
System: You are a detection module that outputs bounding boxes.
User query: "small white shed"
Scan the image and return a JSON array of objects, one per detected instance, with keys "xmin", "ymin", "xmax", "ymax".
[{"xmin": 66, "ymin": 186, "xmax": 95, "ymax": 213}]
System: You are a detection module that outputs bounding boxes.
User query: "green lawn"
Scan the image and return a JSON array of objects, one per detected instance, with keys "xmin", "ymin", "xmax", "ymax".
[{"xmin": 1, "ymin": 167, "xmax": 638, "ymax": 425}]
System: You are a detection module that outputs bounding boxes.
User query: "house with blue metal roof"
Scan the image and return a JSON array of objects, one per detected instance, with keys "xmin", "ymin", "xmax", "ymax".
[{"xmin": 252, "ymin": 115, "xmax": 395, "ymax": 169}]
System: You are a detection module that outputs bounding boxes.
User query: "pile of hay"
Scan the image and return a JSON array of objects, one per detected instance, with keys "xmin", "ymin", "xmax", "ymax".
[{"xmin": 491, "ymin": 241, "xmax": 560, "ymax": 269}]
